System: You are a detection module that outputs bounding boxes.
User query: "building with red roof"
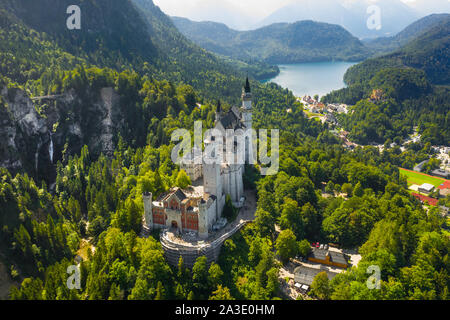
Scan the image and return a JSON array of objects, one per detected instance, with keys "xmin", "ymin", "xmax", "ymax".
[
  {"xmin": 412, "ymin": 193, "xmax": 439, "ymax": 206},
  {"xmin": 438, "ymin": 180, "xmax": 450, "ymax": 190},
  {"xmin": 438, "ymin": 180, "xmax": 450, "ymax": 197}
]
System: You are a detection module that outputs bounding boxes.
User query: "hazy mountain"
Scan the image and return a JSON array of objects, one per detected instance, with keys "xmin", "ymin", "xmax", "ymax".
[
  {"xmin": 257, "ymin": 0, "xmax": 420, "ymax": 39},
  {"xmin": 172, "ymin": 17, "xmax": 371, "ymax": 64},
  {"xmin": 345, "ymin": 15, "xmax": 450, "ymax": 86},
  {"xmin": 180, "ymin": 0, "xmax": 256, "ymax": 30},
  {"xmin": 257, "ymin": 0, "xmax": 357, "ymax": 32},
  {"xmin": 364, "ymin": 13, "xmax": 450, "ymax": 53},
  {"xmin": 341, "ymin": 0, "xmax": 420, "ymax": 38}
]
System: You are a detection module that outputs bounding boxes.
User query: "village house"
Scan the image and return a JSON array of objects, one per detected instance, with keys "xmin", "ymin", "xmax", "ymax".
[
  {"xmin": 308, "ymin": 248, "xmax": 349, "ymax": 269},
  {"xmin": 432, "ymin": 169, "xmax": 450, "ymax": 179},
  {"xmin": 418, "ymin": 183, "xmax": 435, "ymax": 195},
  {"xmin": 438, "ymin": 181, "xmax": 450, "ymax": 197}
]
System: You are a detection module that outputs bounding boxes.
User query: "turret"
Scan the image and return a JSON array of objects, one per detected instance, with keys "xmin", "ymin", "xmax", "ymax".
[
  {"xmin": 198, "ymin": 199, "xmax": 208, "ymax": 239},
  {"xmin": 241, "ymin": 77, "xmax": 252, "ymax": 111},
  {"xmin": 215, "ymin": 100, "xmax": 222, "ymax": 123},
  {"xmin": 203, "ymin": 130, "xmax": 224, "ymax": 217},
  {"xmin": 143, "ymin": 192, "xmax": 153, "ymax": 229},
  {"xmin": 241, "ymin": 77, "xmax": 253, "ymax": 164}
]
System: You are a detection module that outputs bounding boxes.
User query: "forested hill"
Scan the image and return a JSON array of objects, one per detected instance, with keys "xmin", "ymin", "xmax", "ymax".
[
  {"xmin": 364, "ymin": 14, "xmax": 450, "ymax": 54},
  {"xmin": 1, "ymin": 1, "xmax": 449, "ymax": 303},
  {"xmin": 172, "ymin": 17, "xmax": 371, "ymax": 64},
  {"xmin": 0, "ymin": 0, "xmax": 252, "ymax": 103},
  {"xmin": 132, "ymin": 0, "xmax": 279, "ymax": 81},
  {"xmin": 322, "ymin": 15, "xmax": 450, "ymax": 146},
  {"xmin": 344, "ymin": 16, "xmax": 450, "ymax": 86},
  {"xmin": 0, "ymin": 0, "xmax": 287, "ymax": 180}
]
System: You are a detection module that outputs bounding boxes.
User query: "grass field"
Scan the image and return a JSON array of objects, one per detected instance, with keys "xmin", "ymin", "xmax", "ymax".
[
  {"xmin": 303, "ymin": 109, "xmax": 323, "ymax": 118},
  {"xmin": 399, "ymin": 168, "xmax": 447, "ymax": 188}
]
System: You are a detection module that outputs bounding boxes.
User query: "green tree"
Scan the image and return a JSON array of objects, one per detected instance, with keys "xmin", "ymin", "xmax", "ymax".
[
  {"xmin": 342, "ymin": 183, "xmax": 353, "ymax": 196},
  {"xmin": 254, "ymin": 208, "xmax": 275, "ymax": 238},
  {"xmin": 176, "ymin": 170, "xmax": 191, "ymax": 189},
  {"xmin": 209, "ymin": 285, "xmax": 234, "ymax": 300},
  {"xmin": 192, "ymin": 256, "xmax": 209, "ymax": 298},
  {"xmin": 278, "ymin": 198, "xmax": 304, "ymax": 239},
  {"xmin": 223, "ymin": 194, "xmax": 237, "ymax": 222},
  {"xmin": 208, "ymin": 263, "xmax": 224, "ymax": 291},
  {"xmin": 298, "ymin": 239, "xmax": 311, "ymax": 258},
  {"xmin": 276, "ymin": 229, "xmax": 299, "ymax": 263},
  {"xmin": 353, "ymin": 182, "xmax": 364, "ymax": 197},
  {"xmin": 311, "ymin": 272, "xmax": 331, "ymax": 300}
]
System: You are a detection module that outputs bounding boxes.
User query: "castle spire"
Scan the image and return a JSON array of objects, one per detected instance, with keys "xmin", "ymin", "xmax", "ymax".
[
  {"xmin": 216, "ymin": 100, "xmax": 222, "ymax": 113},
  {"xmin": 215, "ymin": 99, "xmax": 222, "ymax": 123},
  {"xmin": 244, "ymin": 76, "xmax": 251, "ymax": 94}
]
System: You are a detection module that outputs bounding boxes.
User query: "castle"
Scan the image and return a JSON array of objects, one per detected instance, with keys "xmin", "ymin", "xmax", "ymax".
[{"xmin": 143, "ymin": 78, "xmax": 253, "ymax": 239}]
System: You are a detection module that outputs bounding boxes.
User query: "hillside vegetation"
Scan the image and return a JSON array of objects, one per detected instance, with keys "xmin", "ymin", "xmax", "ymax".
[
  {"xmin": 172, "ymin": 17, "xmax": 371, "ymax": 64},
  {"xmin": 364, "ymin": 14, "xmax": 450, "ymax": 54},
  {"xmin": 323, "ymin": 17, "xmax": 450, "ymax": 146}
]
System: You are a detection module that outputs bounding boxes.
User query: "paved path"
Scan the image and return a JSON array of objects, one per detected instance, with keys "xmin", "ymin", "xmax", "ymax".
[{"xmin": 30, "ymin": 94, "xmax": 64, "ymax": 101}]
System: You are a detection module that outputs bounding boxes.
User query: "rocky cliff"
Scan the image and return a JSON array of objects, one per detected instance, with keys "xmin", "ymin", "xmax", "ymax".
[{"xmin": 0, "ymin": 85, "xmax": 121, "ymax": 183}]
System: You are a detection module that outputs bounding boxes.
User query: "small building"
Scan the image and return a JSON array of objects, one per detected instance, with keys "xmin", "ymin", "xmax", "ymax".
[
  {"xmin": 370, "ymin": 89, "xmax": 385, "ymax": 102},
  {"xmin": 432, "ymin": 169, "xmax": 450, "ymax": 179},
  {"xmin": 308, "ymin": 248, "xmax": 348, "ymax": 269},
  {"xmin": 418, "ymin": 183, "xmax": 435, "ymax": 195},
  {"xmin": 414, "ymin": 160, "xmax": 428, "ymax": 172},
  {"xmin": 294, "ymin": 265, "xmax": 339, "ymax": 288},
  {"xmin": 343, "ymin": 141, "xmax": 357, "ymax": 150},
  {"xmin": 325, "ymin": 113, "xmax": 338, "ymax": 125},
  {"xmin": 412, "ymin": 193, "xmax": 439, "ymax": 206},
  {"xmin": 440, "ymin": 206, "xmax": 449, "ymax": 216},
  {"xmin": 438, "ymin": 181, "xmax": 450, "ymax": 197}
]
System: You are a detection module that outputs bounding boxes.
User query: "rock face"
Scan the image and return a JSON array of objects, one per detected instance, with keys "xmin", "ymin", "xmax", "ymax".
[
  {"xmin": 0, "ymin": 86, "xmax": 48, "ymax": 174},
  {"xmin": 0, "ymin": 85, "xmax": 121, "ymax": 182}
]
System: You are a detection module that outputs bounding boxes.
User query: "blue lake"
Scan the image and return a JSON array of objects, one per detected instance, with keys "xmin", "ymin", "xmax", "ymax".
[{"xmin": 264, "ymin": 61, "xmax": 357, "ymax": 98}]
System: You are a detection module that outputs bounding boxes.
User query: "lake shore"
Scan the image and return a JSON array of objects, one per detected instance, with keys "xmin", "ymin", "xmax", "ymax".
[{"xmin": 262, "ymin": 61, "xmax": 357, "ymax": 98}]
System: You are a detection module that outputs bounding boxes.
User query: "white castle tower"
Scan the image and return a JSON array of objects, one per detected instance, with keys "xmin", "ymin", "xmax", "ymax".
[
  {"xmin": 143, "ymin": 192, "xmax": 153, "ymax": 229},
  {"xmin": 203, "ymin": 135, "xmax": 224, "ymax": 219},
  {"xmin": 241, "ymin": 77, "xmax": 253, "ymax": 165},
  {"xmin": 198, "ymin": 200, "xmax": 209, "ymax": 239}
]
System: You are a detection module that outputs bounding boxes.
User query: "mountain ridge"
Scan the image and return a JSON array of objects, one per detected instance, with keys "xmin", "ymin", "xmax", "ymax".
[
  {"xmin": 364, "ymin": 13, "xmax": 450, "ymax": 53},
  {"xmin": 172, "ymin": 17, "xmax": 371, "ymax": 64}
]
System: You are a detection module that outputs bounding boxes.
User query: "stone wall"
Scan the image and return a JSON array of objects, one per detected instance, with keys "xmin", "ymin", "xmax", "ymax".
[{"xmin": 160, "ymin": 221, "xmax": 249, "ymax": 269}]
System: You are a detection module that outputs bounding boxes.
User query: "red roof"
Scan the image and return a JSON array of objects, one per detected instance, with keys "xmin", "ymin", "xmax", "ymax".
[
  {"xmin": 412, "ymin": 193, "xmax": 438, "ymax": 206},
  {"xmin": 438, "ymin": 181, "xmax": 450, "ymax": 190}
]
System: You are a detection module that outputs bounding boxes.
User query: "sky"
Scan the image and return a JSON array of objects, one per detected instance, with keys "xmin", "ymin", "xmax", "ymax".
[
  {"xmin": 153, "ymin": 0, "xmax": 293, "ymax": 19},
  {"xmin": 152, "ymin": 0, "xmax": 444, "ymax": 20}
]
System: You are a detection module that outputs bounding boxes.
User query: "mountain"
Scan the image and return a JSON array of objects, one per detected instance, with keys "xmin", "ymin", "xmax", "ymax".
[
  {"xmin": 344, "ymin": 16, "xmax": 450, "ymax": 86},
  {"xmin": 172, "ymin": 17, "xmax": 371, "ymax": 64},
  {"xmin": 322, "ymin": 16, "xmax": 450, "ymax": 146},
  {"xmin": 0, "ymin": 0, "xmax": 260, "ymax": 178},
  {"xmin": 258, "ymin": 0, "xmax": 350, "ymax": 27},
  {"xmin": 132, "ymin": 2, "xmax": 278, "ymax": 80},
  {"xmin": 258, "ymin": 0, "xmax": 419, "ymax": 39},
  {"xmin": 177, "ymin": 0, "xmax": 256, "ymax": 31},
  {"xmin": 0, "ymin": 0, "xmax": 257, "ymax": 101},
  {"xmin": 340, "ymin": 0, "xmax": 420, "ymax": 38},
  {"xmin": 364, "ymin": 14, "xmax": 450, "ymax": 53}
]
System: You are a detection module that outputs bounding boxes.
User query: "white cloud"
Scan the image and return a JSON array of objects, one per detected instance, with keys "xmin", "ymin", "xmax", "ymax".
[
  {"xmin": 153, "ymin": 0, "xmax": 294, "ymax": 18},
  {"xmin": 153, "ymin": 0, "xmax": 449, "ymax": 22}
]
